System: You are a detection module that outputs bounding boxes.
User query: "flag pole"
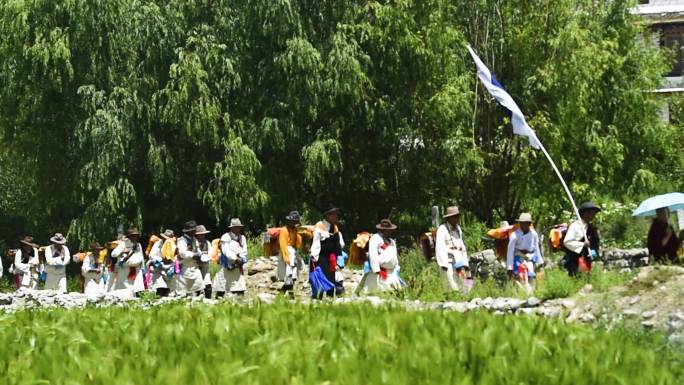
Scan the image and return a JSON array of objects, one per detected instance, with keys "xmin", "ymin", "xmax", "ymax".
[{"xmin": 529, "ymin": 130, "xmax": 582, "ymax": 222}]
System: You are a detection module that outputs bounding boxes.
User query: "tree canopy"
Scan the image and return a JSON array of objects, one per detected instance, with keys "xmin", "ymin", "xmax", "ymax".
[{"xmin": 0, "ymin": 0, "xmax": 681, "ymax": 247}]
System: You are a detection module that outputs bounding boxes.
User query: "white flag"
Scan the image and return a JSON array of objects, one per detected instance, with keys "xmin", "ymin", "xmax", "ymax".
[{"xmin": 466, "ymin": 45, "xmax": 540, "ymax": 149}]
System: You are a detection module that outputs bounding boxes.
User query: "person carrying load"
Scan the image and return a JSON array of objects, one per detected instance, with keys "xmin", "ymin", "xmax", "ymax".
[
  {"xmin": 506, "ymin": 213, "xmax": 544, "ymax": 290},
  {"xmin": 310, "ymin": 205, "xmax": 346, "ymax": 298},
  {"xmin": 563, "ymin": 202, "xmax": 601, "ymax": 276},
  {"xmin": 360, "ymin": 219, "xmax": 403, "ymax": 293},
  {"xmin": 435, "ymin": 206, "xmax": 468, "ymax": 293},
  {"xmin": 213, "ymin": 218, "xmax": 248, "ymax": 297},
  {"xmin": 194, "ymin": 225, "xmax": 213, "ymax": 299},
  {"xmin": 111, "ymin": 227, "xmax": 145, "ymax": 297},
  {"xmin": 44, "ymin": 233, "xmax": 71, "ymax": 293},
  {"xmin": 146, "ymin": 229, "xmax": 177, "ymax": 297},
  {"xmin": 276, "ymin": 211, "xmax": 304, "ymax": 293},
  {"xmin": 13, "ymin": 236, "xmax": 41, "ymax": 290},
  {"xmin": 81, "ymin": 242, "xmax": 107, "ymax": 299}
]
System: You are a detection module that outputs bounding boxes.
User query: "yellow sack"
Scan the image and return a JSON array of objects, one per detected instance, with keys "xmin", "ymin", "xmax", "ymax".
[
  {"xmin": 161, "ymin": 238, "xmax": 177, "ymax": 261},
  {"xmin": 98, "ymin": 249, "xmax": 108, "ymax": 264},
  {"xmin": 349, "ymin": 232, "xmax": 371, "ymax": 266},
  {"xmin": 146, "ymin": 234, "xmax": 161, "ymax": 256},
  {"xmin": 210, "ymin": 238, "xmax": 221, "ymax": 262}
]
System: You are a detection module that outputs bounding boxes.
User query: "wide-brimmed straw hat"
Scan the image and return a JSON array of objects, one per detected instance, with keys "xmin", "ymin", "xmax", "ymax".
[
  {"xmin": 182, "ymin": 220, "xmax": 198, "ymax": 233},
  {"xmin": 443, "ymin": 206, "xmax": 460, "ymax": 218},
  {"xmin": 160, "ymin": 229, "xmax": 175, "ymax": 240},
  {"xmin": 285, "ymin": 210, "xmax": 301, "ymax": 222},
  {"xmin": 516, "ymin": 213, "xmax": 533, "ymax": 223},
  {"xmin": 578, "ymin": 202, "xmax": 601, "ymax": 214},
  {"xmin": 126, "ymin": 227, "xmax": 141, "ymax": 237},
  {"xmin": 50, "ymin": 233, "xmax": 67, "ymax": 245},
  {"xmin": 194, "ymin": 225, "xmax": 211, "ymax": 235},
  {"xmin": 228, "ymin": 218, "xmax": 244, "ymax": 228},
  {"xmin": 20, "ymin": 236, "xmax": 38, "ymax": 248},
  {"xmin": 376, "ymin": 219, "xmax": 397, "ymax": 231}
]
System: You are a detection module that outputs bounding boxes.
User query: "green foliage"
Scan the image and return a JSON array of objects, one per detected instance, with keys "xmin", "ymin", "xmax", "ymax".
[
  {"xmin": 0, "ymin": 0, "xmax": 681, "ymax": 250},
  {"xmin": 536, "ymin": 267, "xmax": 634, "ymax": 300},
  {"xmin": 0, "ymin": 302, "xmax": 681, "ymax": 384}
]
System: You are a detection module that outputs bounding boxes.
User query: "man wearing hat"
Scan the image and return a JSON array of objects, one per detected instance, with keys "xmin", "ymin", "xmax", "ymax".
[
  {"xmin": 81, "ymin": 242, "xmax": 106, "ymax": 298},
  {"xmin": 563, "ymin": 202, "xmax": 601, "ymax": 276},
  {"xmin": 435, "ymin": 206, "xmax": 468, "ymax": 293},
  {"xmin": 44, "ymin": 233, "xmax": 71, "ymax": 293},
  {"xmin": 310, "ymin": 205, "xmax": 346, "ymax": 297},
  {"xmin": 194, "ymin": 225, "xmax": 214, "ymax": 299},
  {"xmin": 214, "ymin": 218, "xmax": 248, "ymax": 297},
  {"xmin": 176, "ymin": 220, "xmax": 205, "ymax": 297},
  {"xmin": 147, "ymin": 229, "xmax": 177, "ymax": 297},
  {"xmin": 506, "ymin": 213, "xmax": 544, "ymax": 285},
  {"xmin": 13, "ymin": 236, "xmax": 40, "ymax": 289},
  {"xmin": 276, "ymin": 211, "xmax": 304, "ymax": 292},
  {"xmin": 361, "ymin": 219, "xmax": 403, "ymax": 293},
  {"xmin": 111, "ymin": 227, "xmax": 146, "ymax": 296}
]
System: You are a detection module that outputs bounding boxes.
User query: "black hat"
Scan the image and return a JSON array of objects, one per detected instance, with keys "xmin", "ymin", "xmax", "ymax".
[
  {"xmin": 285, "ymin": 210, "xmax": 301, "ymax": 222},
  {"xmin": 578, "ymin": 202, "xmax": 601, "ymax": 214},
  {"xmin": 322, "ymin": 205, "xmax": 340, "ymax": 216},
  {"xmin": 182, "ymin": 220, "xmax": 197, "ymax": 233}
]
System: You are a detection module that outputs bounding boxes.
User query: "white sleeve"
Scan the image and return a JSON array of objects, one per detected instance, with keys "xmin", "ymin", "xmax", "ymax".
[
  {"xmin": 220, "ymin": 234, "xmax": 231, "ymax": 257},
  {"xmin": 125, "ymin": 245, "xmax": 144, "ymax": 266},
  {"xmin": 14, "ymin": 250, "xmax": 31, "ymax": 274},
  {"xmin": 45, "ymin": 246, "xmax": 58, "ymax": 266},
  {"xmin": 506, "ymin": 231, "xmax": 518, "ymax": 270},
  {"xmin": 177, "ymin": 237, "xmax": 196, "ymax": 260},
  {"xmin": 81, "ymin": 255, "xmax": 92, "ymax": 274},
  {"xmin": 435, "ymin": 225, "xmax": 449, "ymax": 268},
  {"xmin": 338, "ymin": 231, "xmax": 345, "ymax": 250},
  {"xmin": 310, "ymin": 229, "xmax": 322, "ymax": 261},
  {"xmin": 111, "ymin": 242, "xmax": 125, "ymax": 259},
  {"xmin": 368, "ymin": 235, "xmax": 381, "ymax": 273},
  {"xmin": 563, "ymin": 222, "xmax": 585, "ymax": 254},
  {"xmin": 149, "ymin": 241, "xmax": 163, "ymax": 262}
]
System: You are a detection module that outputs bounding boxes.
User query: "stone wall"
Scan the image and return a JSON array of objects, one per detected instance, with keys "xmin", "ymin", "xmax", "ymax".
[{"xmin": 602, "ymin": 248, "xmax": 649, "ymax": 271}]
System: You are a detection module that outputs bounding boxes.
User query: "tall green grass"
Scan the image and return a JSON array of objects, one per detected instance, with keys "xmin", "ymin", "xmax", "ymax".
[{"xmin": 0, "ymin": 302, "xmax": 680, "ymax": 384}]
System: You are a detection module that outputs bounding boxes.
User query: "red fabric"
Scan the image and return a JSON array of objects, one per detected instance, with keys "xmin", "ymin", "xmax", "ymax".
[
  {"xmin": 128, "ymin": 267, "xmax": 137, "ymax": 280},
  {"xmin": 578, "ymin": 257, "xmax": 591, "ymax": 273},
  {"xmin": 328, "ymin": 254, "xmax": 337, "ymax": 273},
  {"xmin": 13, "ymin": 274, "xmax": 20, "ymax": 289},
  {"xmin": 379, "ymin": 269, "xmax": 388, "ymax": 281}
]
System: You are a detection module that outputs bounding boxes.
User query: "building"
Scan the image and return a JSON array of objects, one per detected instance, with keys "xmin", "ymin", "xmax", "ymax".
[{"xmin": 635, "ymin": 0, "xmax": 684, "ymax": 122}]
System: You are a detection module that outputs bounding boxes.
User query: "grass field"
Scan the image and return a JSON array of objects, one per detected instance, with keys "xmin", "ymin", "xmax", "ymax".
[{"xmin": 0, "ymin": 302, "xmax": 681, "ymax": 384}]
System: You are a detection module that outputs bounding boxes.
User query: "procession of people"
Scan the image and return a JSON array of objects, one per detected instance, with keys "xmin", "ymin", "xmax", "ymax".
[{"xmin": 13, "ymin": 199, "xmax": 683, "ymax": 299}]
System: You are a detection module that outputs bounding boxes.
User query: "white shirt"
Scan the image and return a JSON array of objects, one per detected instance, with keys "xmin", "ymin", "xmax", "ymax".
[
  {"xmin": 220, "ymin": 232, "xmax": 247, "ymax": 262},
  {"xmin": 310, "ymin": 220, "xmax": 345, "ymax": 261},
  {"xmin": 368, "ymin": 233, "xmax": 399, "ymax": 273},
  {"xmin": 45, "ymin": 245, "xmax": 71, "ymax": 269},
  {"xmin": 81, "ymin": 252, "xmax": 103, "ymax": 280},
  {"xmin": 14, "ymin": 248, "xmax": 39, "ymax": 275},
  {"xmin": 111, "ymin": 240, "xmax": 144, "ymax": 267},
  {"xmin": 506, "ymin": 228, "xmax": 543, "ymax": 270},
  {"xmin": 563, "ymin": 220, "xmax": 588, "ymax": 254},
  {"xmin": 435, "ymin": 223, "xmax": 467, "ymax": 268},
  {"xmin": 177, "ymin": 235, "xmax": 198, "ymax": 267}
]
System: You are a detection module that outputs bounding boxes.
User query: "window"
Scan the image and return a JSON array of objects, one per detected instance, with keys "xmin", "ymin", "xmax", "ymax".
[{"xmin": 655, "ymin": 23, "xmax": 684, "ymax": 77}]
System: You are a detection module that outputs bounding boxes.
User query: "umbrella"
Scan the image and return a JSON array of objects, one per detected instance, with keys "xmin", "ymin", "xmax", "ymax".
[{"xmin": 632, "ymin": 193, "xmax": 684, "ymax": 217}]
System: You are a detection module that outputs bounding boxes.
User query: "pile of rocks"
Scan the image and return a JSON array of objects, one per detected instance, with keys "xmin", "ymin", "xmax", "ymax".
[
  {"xmin": 469, "ymin": 249, "xmax": 507, "ymax": 281},
  {"xmin": 602, "ymin": 248, "xmax": 649, "ymax": 272}
]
